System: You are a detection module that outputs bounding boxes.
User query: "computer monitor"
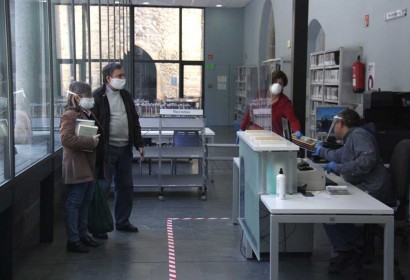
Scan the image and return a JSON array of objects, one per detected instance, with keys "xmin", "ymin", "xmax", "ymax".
[
  {"xmin": 281, "ymin": 117, "xmax": 292, "ymax": 141},
  {"xmin": 315, "ymin": 106, "xmax": 347, "ymax": 138}
]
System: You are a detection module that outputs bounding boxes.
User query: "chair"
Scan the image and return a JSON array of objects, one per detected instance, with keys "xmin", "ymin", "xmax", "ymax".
[
  {"xmin": 171, "ymin": 130, "xmax": 200, "ymax": 174},
  {"xmin": 361, "ymin": 139, "xmax": 409, "ymax": 280}
]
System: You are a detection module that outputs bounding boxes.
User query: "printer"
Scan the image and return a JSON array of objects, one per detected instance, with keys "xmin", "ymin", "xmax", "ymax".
[
  {"xmin": 363, "ymin": 91, "xmax": 410, "ymax": 163},
  {"xmin": 297, "ymin": 165, "xmax": 326, "ymax": 191}
]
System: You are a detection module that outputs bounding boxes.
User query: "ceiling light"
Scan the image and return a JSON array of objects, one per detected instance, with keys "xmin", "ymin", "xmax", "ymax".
[
  {"xmin": 142, "ymin": 1, "xmax": 149, "ymax": 4},
  {"xmin": 216, "ymin": 4, "xmax": 222, "ymax": 7}
]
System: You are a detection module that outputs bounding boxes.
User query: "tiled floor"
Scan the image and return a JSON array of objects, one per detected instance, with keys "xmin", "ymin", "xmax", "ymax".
[{"xmin": 14, "ymin": 126, "xmax": 410, "ymax": 280}]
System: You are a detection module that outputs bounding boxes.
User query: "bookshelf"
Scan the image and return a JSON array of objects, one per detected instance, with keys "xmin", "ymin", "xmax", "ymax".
[
  {"xmin": 307, "ymin": 47, "xmax": 363, "ymax": 139},
  {"xmin": 234, "ymin": 65, "xmax": 258, "ymax": 122}
]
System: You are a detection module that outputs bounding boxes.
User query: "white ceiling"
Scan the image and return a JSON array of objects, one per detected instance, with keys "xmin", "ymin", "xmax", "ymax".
[{"xmin": 131, "ymin": 0, "xmax": 252, "ymax": 8}]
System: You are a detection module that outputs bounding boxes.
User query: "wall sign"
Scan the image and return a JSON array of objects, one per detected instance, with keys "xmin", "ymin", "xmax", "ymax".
[
  {"xmin": 384, "ymin": 8, "xmax": 407, "ymax": 21},
  {"xmin": 366, "ymin": 62, "xmax": 375, "ymax": 91}
]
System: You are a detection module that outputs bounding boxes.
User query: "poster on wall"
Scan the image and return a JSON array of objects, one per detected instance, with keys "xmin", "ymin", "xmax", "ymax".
[
  {"xmin": 217, "ymin": 75, "xmax": 227, "ymax": 90},
  {"xmin": 366, "ymin": 62, "xmax": 375, "ymax": 91}
]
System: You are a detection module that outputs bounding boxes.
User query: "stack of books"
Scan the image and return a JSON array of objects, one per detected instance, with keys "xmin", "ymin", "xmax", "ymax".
[{"xmin": 75, "ymin": 119, "xmax": 98, "ymax": 137}]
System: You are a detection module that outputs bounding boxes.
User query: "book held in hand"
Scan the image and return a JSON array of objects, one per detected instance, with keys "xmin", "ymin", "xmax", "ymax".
[
  {"xmin": 291, "ymin": 133, "xmax": 318, "ymax": 151},
  {"xmin": 75, "ymin": 119, "xmax": 97, "ymax": 137}
]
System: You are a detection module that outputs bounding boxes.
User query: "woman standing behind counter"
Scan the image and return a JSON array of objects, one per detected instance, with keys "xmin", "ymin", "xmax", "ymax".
[{"xmin": 240, "ymin": 70, "xmax": 302, "ymax": 138}]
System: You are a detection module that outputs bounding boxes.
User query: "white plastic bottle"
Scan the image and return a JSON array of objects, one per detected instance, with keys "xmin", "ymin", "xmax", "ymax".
[{"xmin": 276, "ymin": 168, "xmax": 286, "ymax": 200}]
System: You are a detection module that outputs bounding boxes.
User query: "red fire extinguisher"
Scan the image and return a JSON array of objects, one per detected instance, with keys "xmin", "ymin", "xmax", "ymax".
[{"xmin": 352, "ymin": 55, "xmax": 365, "ymax": 93}]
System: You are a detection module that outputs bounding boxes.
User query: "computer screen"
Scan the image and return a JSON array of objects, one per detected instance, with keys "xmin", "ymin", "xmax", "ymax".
[
  {"xmin": 281, "ymin": 117, "xmax": 292, "ymax": 141},
  {"xmin": 315, "ymin": 106, "xmax": 348, "ymax": 134}
]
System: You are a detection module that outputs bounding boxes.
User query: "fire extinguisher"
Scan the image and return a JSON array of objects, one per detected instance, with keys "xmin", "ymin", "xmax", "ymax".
[{"xmin": 352, "ymin": 55, "xmax": 365, "ymax": 93}]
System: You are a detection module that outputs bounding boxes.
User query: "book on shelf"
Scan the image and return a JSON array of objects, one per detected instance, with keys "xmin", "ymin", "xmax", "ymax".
[
  {"xmin": 291, "ymin": 134, "xmax": 318, "ymax": 151},
  {"xmin": 75, "ymin": 119, "xmax": 97, "ymax": 137}
]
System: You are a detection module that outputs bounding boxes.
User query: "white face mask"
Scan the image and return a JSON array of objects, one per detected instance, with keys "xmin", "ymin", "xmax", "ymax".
[
  {"xmin": 110, "ymin": 78, "xmax": 126, "ymax": 90},
  {"xmin": 270, "ymin": 83, "xmax": 282, "ymax": 96},
  {"xmin": 79, "ymin": 97, "xmax": 95, "ymax": 109}
]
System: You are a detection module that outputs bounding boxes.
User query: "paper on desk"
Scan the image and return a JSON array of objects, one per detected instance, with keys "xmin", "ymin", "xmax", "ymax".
[{"xmin": 326, "ymin": 185, "xmax": 349, "ymax": 195}]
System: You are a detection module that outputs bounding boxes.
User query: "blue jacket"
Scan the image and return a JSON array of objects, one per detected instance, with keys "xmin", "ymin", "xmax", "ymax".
[{"xmin": 319, "ymin": 126, "xmax": 394, "ymax": 205}]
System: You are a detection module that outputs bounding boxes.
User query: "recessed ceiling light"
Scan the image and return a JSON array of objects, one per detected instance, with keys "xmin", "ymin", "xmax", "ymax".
[
  {"xmin": 216, "ymin": 4, "xmax": 222, "ymax": 7},
  {"xmin": 142, "ymin": 1, "xmax": 149, "ymax": 4}
]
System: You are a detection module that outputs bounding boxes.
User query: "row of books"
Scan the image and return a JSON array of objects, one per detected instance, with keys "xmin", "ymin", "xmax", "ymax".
[
  {"xmin": 324, "ymin": 69, "xmax": 340, "ymax": 83},
  {"xmin": 310, "ymin": 52, "xmax": 340, "ymax": 67}
]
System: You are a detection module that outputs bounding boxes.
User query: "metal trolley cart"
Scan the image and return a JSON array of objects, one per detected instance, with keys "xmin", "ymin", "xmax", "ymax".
[{"xmin": 134, "ymin": 109, "xmax": 206, "ymax": 201}]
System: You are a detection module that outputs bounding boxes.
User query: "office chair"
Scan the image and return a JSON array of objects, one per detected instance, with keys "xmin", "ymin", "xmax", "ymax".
[
  {"xmin": 360, "ymin": 139, "xmax": 410, "ymax": 280},
  {"xmin": 171, "ymin": 130, "xmax": 200, "ymax": 174}
]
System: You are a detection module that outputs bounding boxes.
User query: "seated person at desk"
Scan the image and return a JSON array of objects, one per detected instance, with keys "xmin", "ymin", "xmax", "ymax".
[
  {"xmin": 312, "ymin": 108, "xmax": 394, "ymax": 273},
  {"xmin": 240, "ymin": 70, "xmax": 302, "ymax": 138}
]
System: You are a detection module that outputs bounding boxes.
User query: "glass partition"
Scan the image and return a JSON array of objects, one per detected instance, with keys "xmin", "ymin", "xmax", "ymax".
[
  {"xmin": 0, "ymin": 0, "xmax": 11, "ymax": 184},
  {"xmin": 52, "ymin": 1, "xmax": 74, "ymax": 150},
  {"xmin": 10, "ymin": 0, "xmax": 52, "ymax": 174}
]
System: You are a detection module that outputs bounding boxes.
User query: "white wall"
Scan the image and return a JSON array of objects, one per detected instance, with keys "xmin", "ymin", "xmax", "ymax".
[{"xmin": 244, "ymin": 0, "xmax": 410, "ymax": 92}]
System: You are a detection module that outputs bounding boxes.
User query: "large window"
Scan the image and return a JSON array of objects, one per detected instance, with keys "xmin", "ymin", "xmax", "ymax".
[
  {"xmin": 0, "ymin": 1, "xmax": 202, "ymax": 185},
  {"xmin": 52, "ymin": 1, "xmax": 74, "ymax": 149},
  {"xmin": 10, "ymin": 0, "xmax": 51, "ymax": 174},
  {"xmin": 134, "ymin": 7, "xmax": 204, "ymax": 102}
]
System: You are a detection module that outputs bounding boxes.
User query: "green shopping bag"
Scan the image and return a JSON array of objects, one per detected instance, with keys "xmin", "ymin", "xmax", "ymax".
[{"xmin": 88, "ymin": 179, "xmax": 114, "ymax": 234}]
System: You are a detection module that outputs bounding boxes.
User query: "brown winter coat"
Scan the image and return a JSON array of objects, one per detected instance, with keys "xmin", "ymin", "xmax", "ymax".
[{"xmin": 60, "ymin": 109, "xmax": 96, "ymax": 184}]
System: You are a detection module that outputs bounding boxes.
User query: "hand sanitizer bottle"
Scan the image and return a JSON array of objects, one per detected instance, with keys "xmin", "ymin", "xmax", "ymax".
[{"xmin": 276, "ymin": 168, "xmax": 286, "ymax": 200}]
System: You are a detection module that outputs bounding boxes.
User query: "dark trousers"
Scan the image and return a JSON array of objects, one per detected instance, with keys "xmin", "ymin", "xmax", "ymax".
[{"xmin": 103, "ymin": 145, "xmax": 134, "ymax": 227}]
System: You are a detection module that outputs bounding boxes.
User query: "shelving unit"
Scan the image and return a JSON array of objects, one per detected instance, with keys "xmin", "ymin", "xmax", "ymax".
[
  {"xmin": 307, "ymin": 47, "xmax": 363, "ymax": 139},
  {"xmin": 134, "ymin": 109, "xmax": 207, "ymax": 200},
  {"xmin": 234, "ymin": 65, "xmax": 258, "ymax": 122}
]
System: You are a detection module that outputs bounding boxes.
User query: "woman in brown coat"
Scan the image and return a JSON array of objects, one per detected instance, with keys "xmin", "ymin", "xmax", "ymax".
[{"xmin": 60, "ymin": 81, "xmax": 101, "ymax": 253}]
